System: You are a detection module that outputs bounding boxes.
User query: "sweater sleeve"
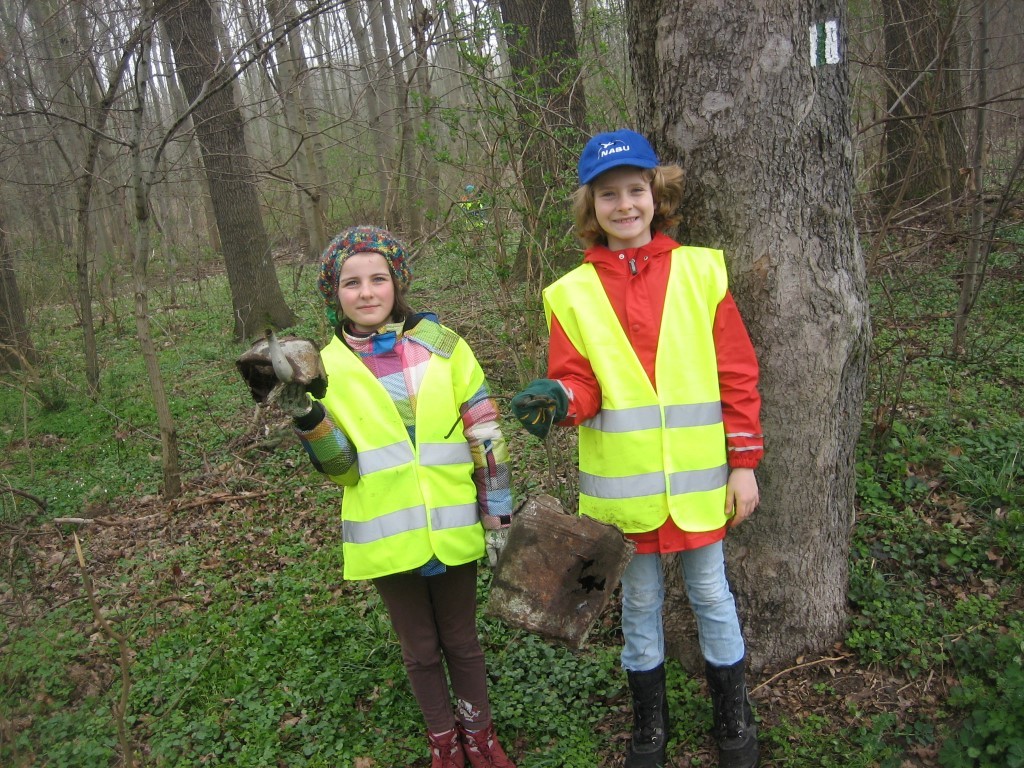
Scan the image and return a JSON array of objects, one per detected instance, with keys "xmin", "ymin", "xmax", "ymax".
[
  {"xmin": 459, "ymin": 382, "xmax": 515, "ymax": 528},
  {"xmin": 546, "ymin": 314, "xmax": 602, "ymax": 424},
  {"xmin": 714, "ymin": 292, "xmax": 764, "ymax": 468},
  {"xmin": 292, "ymin": 402, "xmax": 358, "ymax": 480}
]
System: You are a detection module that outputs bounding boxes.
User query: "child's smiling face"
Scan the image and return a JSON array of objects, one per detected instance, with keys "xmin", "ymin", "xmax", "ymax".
[
  {"xmin": 337, "ymin": 251, "xmax": 396, "ymax": 332},
  {"xmin": 592, "ymin": 166, "xmax": 655, "ymax": 250}
]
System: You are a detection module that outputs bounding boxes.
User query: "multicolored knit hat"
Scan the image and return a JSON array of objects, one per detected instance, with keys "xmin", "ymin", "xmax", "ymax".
[{"xmin": 317, "ymin": 225, "xmax": 413, "ymax": 326}]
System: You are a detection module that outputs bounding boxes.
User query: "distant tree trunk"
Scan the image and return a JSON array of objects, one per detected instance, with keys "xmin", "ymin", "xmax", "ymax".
[
  {"xmin": 497, "ymin": 0, "xmax": 588, "ymax": 278},
  {"xmin": 159, "ymin": 0, "xmax": 296, "ymax": 340},
  {"xmin": 346, "ymin": 1, "xmax": 392, "ymax": 217},
  {"xmin": 155, "ymin": 26, "xmax": 221, "ymax": 255},
  {"xmin": 130, "ymin": 1, "xmax": 182, "ymax": 500},
  {"xmin": 381, "ymin": 0, "xmax": 416, "ymax": 231},
  {"xmin": 266, "ymin": 0, "xmax": 329, "ymax": 258},
  {"xmin": 26, "ymin": 0, "xmax": 102, "ymax": 390},
  {"xmin": 0, "ymin": 213, "xmax": 37, "ymax": 371},
  {"xmin": 879, "ymin": 0, "xmax": 967, "ymax": 213},
  {"xmin": 628, "ymin": 0, "xmax": 871, "ymax": 673},
  {"xmin": 411, "ymin": 0, "xmax": 442, "ymax": 230},
  {"xmin": 952, "ymin": 0, "xmax": 988, "ymax": 353}
]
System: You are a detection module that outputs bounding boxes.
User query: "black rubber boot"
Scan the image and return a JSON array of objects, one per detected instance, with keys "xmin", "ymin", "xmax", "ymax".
[
  {"xmin": 624, "ymin": 663, "xmax": 669, "ymax": 768},
  {"xmin": 706, "ymin": 658, "xmax": 759, "ymax": 768}
]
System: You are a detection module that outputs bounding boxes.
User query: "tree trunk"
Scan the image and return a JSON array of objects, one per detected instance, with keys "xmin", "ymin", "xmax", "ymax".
[
  {"xmin": 497, "ymin": 0, "xmax": 588, "ymax": 279},
  {"xmin": 159, "ymin": 0, "xmax": 296, "ymax": 340},
  {"xmin": 156, "ymin": 25, "xmax": 221, "ymax": 255},
  {"xmin": 133, "ymin": 0, "xmax": 182, "ymax": 501},
  {"xmin": 266, "ymin": 0, "xmax": 329, "ymax": 258},
  {"xmin": 0, "ymin": 212, "xmax": 37, "ymax": 371},
  {"xmin": 345, "ymin": 1, "xmax": 392, "ymax": 218},
  {"xmin": 627, "ymin": 0, "xmax": 871, "ymax": 673},
  {"xmin": 952, "ymin": 0, "xmax": 988, "ymax": 353},
  {"xmin": 26, "ymin": 0, "xmax": 102, "ymax": 391}
]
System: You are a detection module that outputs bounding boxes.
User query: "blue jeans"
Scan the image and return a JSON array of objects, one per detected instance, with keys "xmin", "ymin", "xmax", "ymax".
[{"xmin": 620, "ymin": 542, "xmax": 745, "ymax": 672}]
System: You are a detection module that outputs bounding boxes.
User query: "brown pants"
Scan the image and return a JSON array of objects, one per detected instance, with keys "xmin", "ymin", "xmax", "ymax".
[{"xmin": 373, "ymin": 562, "xmax": 492, "ymax": 733}]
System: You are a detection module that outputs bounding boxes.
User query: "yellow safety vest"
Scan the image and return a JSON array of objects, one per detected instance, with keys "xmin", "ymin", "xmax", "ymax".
[
  {"xmin": 543, "ymin": 246, "xmax": 730, "ymax": 533},
  {"xmin": 316, "ymin": 329, "xmax": 486, "ymax": 580}
]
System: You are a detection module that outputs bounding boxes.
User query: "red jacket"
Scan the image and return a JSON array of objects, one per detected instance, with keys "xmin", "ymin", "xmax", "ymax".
[{"xmin": 547, "ymin": 232, "xmax": 764, "ymax": 553}]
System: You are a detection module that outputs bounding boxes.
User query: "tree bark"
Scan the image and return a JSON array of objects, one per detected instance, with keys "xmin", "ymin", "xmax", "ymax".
[
  {"xmin": 159, "ymin": 0, "xmax": 296, "ymax": 340},
  {"xmin": 345, "ymin": 1, "xmax": 393, "ymax": 217},
  {"xmin": 952, "ymin": 0, "xmax": 988, "ymax": 353},
  {"xmin": 627, "ymin": 0, "xmax": 871, "ymax": 673}
]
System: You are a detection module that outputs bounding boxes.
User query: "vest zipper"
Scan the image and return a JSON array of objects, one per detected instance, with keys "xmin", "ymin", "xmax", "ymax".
[{"xmin": 628, "ymin": 257, "xmax": 638, "ymax": 275}]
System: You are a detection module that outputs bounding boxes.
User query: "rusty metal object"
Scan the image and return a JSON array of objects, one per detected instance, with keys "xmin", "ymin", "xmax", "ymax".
[
  {"xmin": 236, "ymin": 335, "xmax": 328, "ymax": 403},
  {"xmin": 486, "ymin": 494, "xmax": 635, "ymax": 649}
]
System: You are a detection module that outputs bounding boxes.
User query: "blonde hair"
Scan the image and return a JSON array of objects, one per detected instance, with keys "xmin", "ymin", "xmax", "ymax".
[{"xmin": 572, "ymin": 164, "xmax": 685, "ymax": 248}]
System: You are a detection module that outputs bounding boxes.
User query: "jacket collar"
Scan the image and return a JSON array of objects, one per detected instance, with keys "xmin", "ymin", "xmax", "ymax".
[{"xmin": 583, "ymin": 231, "xmax": 681, "ymax": 270}]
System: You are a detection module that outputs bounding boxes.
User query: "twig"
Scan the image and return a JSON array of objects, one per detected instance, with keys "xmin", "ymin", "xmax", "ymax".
[
  {"xmin": 1, "ymin": 486, "xmax": 47, "ymax": 511},
  {"xmin": 751, "ymin": 654, "xmax": 850, "ymax": 694},
  {"xmin": 170, "ymin": 490, "xmax": 272, "ymax": 512},
  {"xmin": 53, "ymin": 517, "xmax": 120, "ymax": 527}
]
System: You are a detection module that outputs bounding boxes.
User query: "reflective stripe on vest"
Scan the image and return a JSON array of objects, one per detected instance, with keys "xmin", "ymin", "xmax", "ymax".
[
  {"xmin": 343, "ymin": 502, "xmax": 479, "ymax": 544},
  {"xmin": 579, "ymin": 461, "xmax": 729, "ymax": 500},
  {"xmin": 544, "ymin": 246, "xmax": 730, "ymax": 533},
  {"xmin": 317, "ymin": 329, "xmax": 486, "ymax": 579}
]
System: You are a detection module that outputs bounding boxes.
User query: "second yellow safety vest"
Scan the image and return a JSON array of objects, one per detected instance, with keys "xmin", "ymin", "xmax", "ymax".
[{"xmin": 543, "ymin": 246, "xmax": 730, "ymax": 533}]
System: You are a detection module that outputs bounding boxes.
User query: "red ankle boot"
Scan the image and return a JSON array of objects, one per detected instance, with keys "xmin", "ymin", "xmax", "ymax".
[
  {"xmin": 428, "ymin": 728, "xmax": 465, "ymax": 768},
  {"xmin": 458, "ymin": 722, "xmax": 516, "ymax": 768}
]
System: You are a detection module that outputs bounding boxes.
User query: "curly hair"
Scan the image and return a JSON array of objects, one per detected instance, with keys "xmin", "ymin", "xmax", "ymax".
[{"xmin": 571, "ymin": 164, "xmax": 685, "ymax": 248}]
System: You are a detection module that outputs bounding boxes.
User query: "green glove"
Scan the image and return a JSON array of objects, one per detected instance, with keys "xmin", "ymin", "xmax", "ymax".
[{"xmin": 511, "ymin": 379, "xmax": 568, "ymax": 439}]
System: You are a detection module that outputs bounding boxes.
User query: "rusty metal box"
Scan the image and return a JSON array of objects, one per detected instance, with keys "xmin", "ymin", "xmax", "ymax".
[{"xmin": 485, "ymin": 494, "xmax": 635, "ymax": 649}]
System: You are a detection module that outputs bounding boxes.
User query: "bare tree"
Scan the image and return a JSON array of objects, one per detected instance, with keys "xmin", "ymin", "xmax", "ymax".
[
  {"xmin": 344, "ymin": 1, "xmax": 394, "ymax": 217},
  {"xmin": 131, "ymin": 0, "xmax": 183, "ymax": 500},
  {"xmin": 878, "ymin": 0, "xmax": 967, "ymax": 214},
  {"xmin": 159, "ymin": 0, "xmax": 296, "ymax": 340},
  {"xmin": 627, "ymin": 0, "xmax": 871, "ymax": 672}
]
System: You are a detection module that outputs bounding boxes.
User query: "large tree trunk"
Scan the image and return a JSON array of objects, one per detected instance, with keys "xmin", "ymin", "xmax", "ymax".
[
  {"xmin": 159, "ymin": 0, "xmax": 296, "ymax": 341},
  {"xmin": 627, "ymin": 0, "xmax": 871, "ymax": 673}
]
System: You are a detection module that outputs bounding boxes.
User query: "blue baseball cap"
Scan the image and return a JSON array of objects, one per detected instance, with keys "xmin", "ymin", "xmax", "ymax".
[{"xmin": 577, "ymin": 129, "xmax": 659, "ymax": 185}]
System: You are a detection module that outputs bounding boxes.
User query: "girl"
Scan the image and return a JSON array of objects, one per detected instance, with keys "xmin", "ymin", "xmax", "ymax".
[
  {"xmin": 280, "ymin": 226, "xmax": 516, "ymax": 768},
  {"xmin": 511, "ymin": 131, "xmax": 763, "ymax": 768}
]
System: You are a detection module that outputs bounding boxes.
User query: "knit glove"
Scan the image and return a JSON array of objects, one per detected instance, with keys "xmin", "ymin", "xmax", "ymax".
[
  {"xmin": 485, "ymin": 528, "xmax": 510, "ymax": 568},
  {"xmin": 510, "ymin": 379, "xmax": 568, "ymax": 439},
  {"xmin": 271, "ymin": 382, "xmax": 313, "ymax": 418}
]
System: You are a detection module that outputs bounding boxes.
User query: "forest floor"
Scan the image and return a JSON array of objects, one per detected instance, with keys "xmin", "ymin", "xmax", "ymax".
[
  {"xmin": 4, "ymin": 461, "xmax": 994, "ymax": 768},
  {"xmin": 3, "ymin": 239, "xmax": 1023, "ymax": 767}
]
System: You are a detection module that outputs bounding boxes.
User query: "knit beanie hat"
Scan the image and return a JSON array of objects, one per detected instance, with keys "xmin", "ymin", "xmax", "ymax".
[{"xmin": 317, "ymin": 225, "xmax": 413, "ymax": 326}]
